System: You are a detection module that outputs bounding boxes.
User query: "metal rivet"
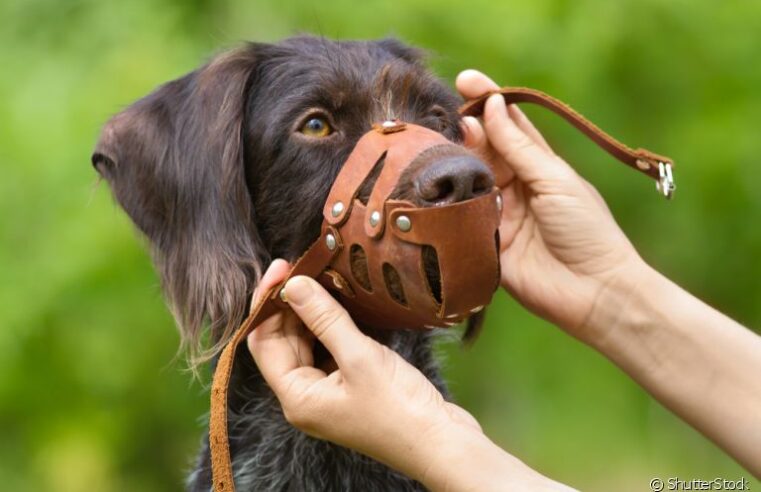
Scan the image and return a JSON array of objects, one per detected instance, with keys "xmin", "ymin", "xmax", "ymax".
[
  {"xmin": 395, "ymin": 215, "xmax": 411, "ymax": 232},
  {"xmin": 325, "ymin": 233, "xmax": 337, "ymax": 251},
  {"xmin": 369, "ymin": 210, "xmax": 381, "ymax": 227},
  {"xmin": 636, "ymin": 159, "xmax": 651, "ymax": 171},
  {"xmin": 496, "ymin": 194, "xmax": 503, "ymax": 211},
  {"xmin": 470, "ymin": 305, "xmax": 484, "ymax": 314},
  {"xmin": 279, "ymin": 288, "xmax": 287, "ymax": 302},
  {"xmin": 331, "ymin": 201, "xmax": 344, "ymax": 217}
]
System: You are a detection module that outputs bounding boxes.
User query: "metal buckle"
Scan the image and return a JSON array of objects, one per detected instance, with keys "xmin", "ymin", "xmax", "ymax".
[{"xmin": 656, "ymin": 162, "xmax": 676, "ymax": 199}]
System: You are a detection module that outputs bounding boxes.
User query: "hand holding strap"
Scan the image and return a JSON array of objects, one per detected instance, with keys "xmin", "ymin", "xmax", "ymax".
[
  {"xmin": 458, "ymin": 87, "xmax": 676, "ymax": 198},
  {"xmin": 209, "ymin": 227, "xmax": 341, "ymax": 491}
]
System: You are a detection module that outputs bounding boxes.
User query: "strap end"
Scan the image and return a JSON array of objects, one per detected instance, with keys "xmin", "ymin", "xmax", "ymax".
[{"xmin": 635, "ymin": 150, "xmax": 676, "ymax": 200}]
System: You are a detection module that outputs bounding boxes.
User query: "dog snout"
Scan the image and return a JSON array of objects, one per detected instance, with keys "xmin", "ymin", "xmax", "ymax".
[{"xmin": 414, "ymin": 154, "xmax": 494, "ymax": 206}]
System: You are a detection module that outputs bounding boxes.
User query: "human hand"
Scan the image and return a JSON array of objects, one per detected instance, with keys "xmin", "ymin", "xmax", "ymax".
[
  {"xmin": 247, "ymin": 261, "xmax": 573, "ymax": 490},
  {"xmin": 456, "ymin": 70, "xmax": 647, "ymax": 343},
  {"xmin": 246, "ymin": 260, "xmax": 482, "ymax": 483}
]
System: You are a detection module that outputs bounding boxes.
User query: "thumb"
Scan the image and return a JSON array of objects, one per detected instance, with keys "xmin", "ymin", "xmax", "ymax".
[{"xmin": 283, "ymin": 276, "xmax": 370, "ymax": 371}]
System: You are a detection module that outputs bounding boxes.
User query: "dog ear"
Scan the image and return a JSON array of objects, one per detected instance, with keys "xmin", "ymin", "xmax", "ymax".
[{"xmin": 92, "ymin": 45, "xmax": 268, "ymax": 367}]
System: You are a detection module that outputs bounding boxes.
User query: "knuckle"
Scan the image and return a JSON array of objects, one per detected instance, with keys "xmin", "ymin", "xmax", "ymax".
[
  {"xmin": 347, "ymin": 341, "xmax": 383, "ymax": 374},
  {"xmin": 282, "ymin": 405, "xmax": 311, "ymax": 429},
  {"xmin": 308, "ymin": 302, "xmax": 348, "ymax": 337},
  {"xmin": 280, "ymin": 388, "xmax": 315, "ymax": 430}
]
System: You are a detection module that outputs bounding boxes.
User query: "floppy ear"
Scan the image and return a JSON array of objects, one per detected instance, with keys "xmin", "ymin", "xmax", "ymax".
[{"xmin": 92, "ymin": 45, "xmax": 268, "ymax": 366}]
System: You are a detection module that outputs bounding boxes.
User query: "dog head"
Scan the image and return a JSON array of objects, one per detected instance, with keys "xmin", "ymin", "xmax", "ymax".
[{"xmin": 92, "ymin": 36, "xmax": 494, "ymax": 365}]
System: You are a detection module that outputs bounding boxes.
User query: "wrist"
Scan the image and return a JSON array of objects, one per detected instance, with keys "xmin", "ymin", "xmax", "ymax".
[
  {"xmin": 583, "ymin": 259, "xmax": 684, "ymax": 386},
  {"xmin": 414, "ymin": 421, "xmax": 570, "ymax": 491},
  {"xmin": 580, "ymin": 256, "xmax": 659, "ymax": 350}
]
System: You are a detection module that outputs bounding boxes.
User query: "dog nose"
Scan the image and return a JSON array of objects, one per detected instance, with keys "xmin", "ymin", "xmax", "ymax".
[{"xmin": 414, "ymin": 155, "xmax": 495, "ymax": 206}]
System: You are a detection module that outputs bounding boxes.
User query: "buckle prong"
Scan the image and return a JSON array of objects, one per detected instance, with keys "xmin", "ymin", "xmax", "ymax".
[{"xmin": 656, "ymin": 162, "xmax": 676, "ymax": 199}]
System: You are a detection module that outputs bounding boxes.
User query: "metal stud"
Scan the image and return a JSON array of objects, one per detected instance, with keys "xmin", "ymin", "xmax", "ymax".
[
  {"xmin": 325, "ymin": 233, "xmax": 337, "ymax": 251},
  {"xmin": 656, "ymin": 162, "xmax": 676, "ymax": 199},
  {"xmin": 395, "ymin": 215, "xmax": 411, "ymax": 232},
  {"xmin": 496, "ymin": 194, "xmax": 503, "ymax": 211},
  {"xmin": 279, "ymin": 288, "xmax": 287, "ymax": 302},
  {"xmin": 331, "ymin": 201, "xmax": 345, "ymax": 217},
  {"xmin": 369, "ymin": 210, "xmax": 381, "ymax": 227}
]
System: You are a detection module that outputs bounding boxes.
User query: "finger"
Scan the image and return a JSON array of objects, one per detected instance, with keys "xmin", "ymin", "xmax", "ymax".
[
  {"xmin": 460, "ymin": 116, "xmax": 514, "ymax": 188},
  {"xmin": 251, "ymin": 258, "xmax": 291, "ymax": 309},
  {"xmin": 248, "ymin": 310, "xmax": 305, "ymax": 393},
  {"xmin": 283, "ymin": 276, "xmax": 369, "ymax": 371},
  {"xmin": 506, "ymin": 104, "xmax": 553, "ymax": 154},
  {"xmin": 247, "ymin": 259, "xmax": 301, "ymax": 389},
  {"xmin": 283, "ymin": 310, "xmax": 315, "ymax": 367},
  {"xmin": 483, "ymin": 94, "xmax": 573, "ymax": 185},
  {"xmin": 455, "ymin": 69, "xmax": 500, "ymax": 99},
  {"xmin": 460, "ymin": 115, "xmax": 486, "ymax": 149}
]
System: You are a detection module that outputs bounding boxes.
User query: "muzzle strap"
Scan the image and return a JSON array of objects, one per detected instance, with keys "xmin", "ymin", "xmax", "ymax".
[{"xmin": 459, "ymin": 87, "xmax": 676, "ymax": 198}]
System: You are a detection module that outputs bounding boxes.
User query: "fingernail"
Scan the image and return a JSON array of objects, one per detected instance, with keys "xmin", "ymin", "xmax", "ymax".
[
  {"xmin": 459, "ymin": 116, "xmax": 471, "ymax": 134},
  {"xmin": 284, "ymin": 276, "xmax": 312, "ymax": 307},
  {"xmin": 463, "ymin": 116, "xmax": 478, "ymax": 128}
]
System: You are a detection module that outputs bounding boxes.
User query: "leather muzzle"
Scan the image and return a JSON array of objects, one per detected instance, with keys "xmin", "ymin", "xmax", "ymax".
[{"xmin": 318, "ymin": 120, "xmax": 500, "ymax": 329}]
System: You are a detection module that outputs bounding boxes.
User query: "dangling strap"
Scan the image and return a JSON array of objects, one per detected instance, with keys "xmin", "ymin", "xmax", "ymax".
[
  {"xmin": 459, "ymin": 87, "xmax": 676, "ymax": 198},
  {"xmin": 209, "ymin": 227, "xmax": 341, "ymax": 491}
]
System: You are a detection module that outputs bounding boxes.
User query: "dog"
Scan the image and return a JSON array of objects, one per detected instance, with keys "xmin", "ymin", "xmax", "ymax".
[{"xmin": 92, "ymin": 35, "xmax": 495, "ymax": 491}]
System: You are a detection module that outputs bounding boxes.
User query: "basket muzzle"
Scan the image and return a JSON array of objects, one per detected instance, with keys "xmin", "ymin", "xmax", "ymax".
[{"xmin": 316, "ymin": 120, "xmax": 502, "ymax": 329}]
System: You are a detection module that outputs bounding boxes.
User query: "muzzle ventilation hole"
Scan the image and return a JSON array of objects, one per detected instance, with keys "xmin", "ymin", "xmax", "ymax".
[
  {"xmin": 349, "ymin": 244, "xmax": 372, "ymax": 292},
  {"xmin": 382, "ymin": 263, "xmax": 407, "ymax": 306},
  {"xmin": 421, "ymin": 245, "xmax": 442, "ymax": 305},
  {"xmin": 357, "ymin": 151, "xmax": 387, "ymax": 205}
]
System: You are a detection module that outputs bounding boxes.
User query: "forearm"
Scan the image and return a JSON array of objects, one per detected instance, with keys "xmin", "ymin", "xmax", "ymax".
[
  {"xmin": 588, "ymin": 262, "xmax": 761, "ymax": 476},
  {"xmin": 414, "ymin": 425, "xmax": 576, "ymax": 491}
]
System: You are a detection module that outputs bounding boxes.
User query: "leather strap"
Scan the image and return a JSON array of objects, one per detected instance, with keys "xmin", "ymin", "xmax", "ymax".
[
  {"xmin": 458, "ymin": 87, "xmax": 674, "ymax": 182},
  {"xmin": 209, "ymin": 226, "xmax": 341, "ymax": 491}
]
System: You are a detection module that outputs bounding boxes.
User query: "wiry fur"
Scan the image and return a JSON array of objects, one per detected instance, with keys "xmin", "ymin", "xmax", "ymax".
[{"xmin": 93, "ymin": 36, "xmax": 486, "ymax": 491}]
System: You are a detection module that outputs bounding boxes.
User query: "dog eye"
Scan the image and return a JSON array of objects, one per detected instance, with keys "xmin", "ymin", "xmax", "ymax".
[{"xmin": 299, "ymin": 116, "xmax": 333, "ymax": 138}]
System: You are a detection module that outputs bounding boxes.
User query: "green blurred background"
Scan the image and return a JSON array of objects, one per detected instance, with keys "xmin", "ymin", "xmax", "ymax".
[{"xmin": 1, "ymin": 0, "xmax": 759, "ymax": 490}]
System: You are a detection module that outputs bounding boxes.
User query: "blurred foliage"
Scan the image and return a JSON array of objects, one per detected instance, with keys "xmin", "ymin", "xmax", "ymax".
[{"xmin": 1, "ymin": 0, "xmax": 759, "ymax": 490}]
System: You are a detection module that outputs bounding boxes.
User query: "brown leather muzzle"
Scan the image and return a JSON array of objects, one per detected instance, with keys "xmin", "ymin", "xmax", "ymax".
[{"xmin": 318, "ymin": 121, "xmax": 500, "ymax": 329}]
